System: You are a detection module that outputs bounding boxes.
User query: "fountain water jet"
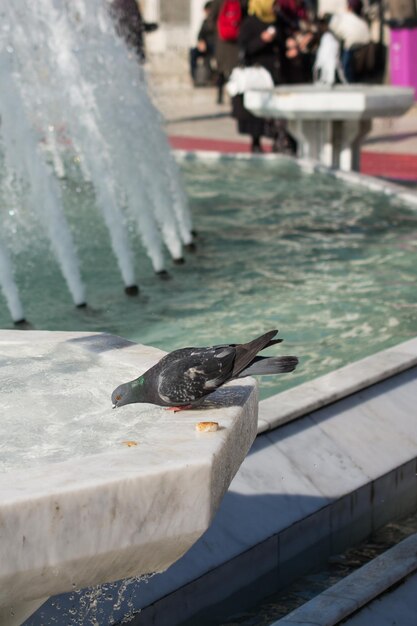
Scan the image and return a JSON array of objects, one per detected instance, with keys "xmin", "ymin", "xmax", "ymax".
[
  {"xmin": 47, "ymin": 0, "xmax": 193, "ymax": 265},
  {"xmin": 6, "ymin": 0, "xmax": 139, "ymax": 292},
  {"xmin": 0, "ymin": 54, "xmax": 87, "ymax": 307},
  {"xmin": 0, "ymin": 0, "xmax": 194, "ymax": 321},
  {"xmin": 0, "ymin": 238, "xmax": 25, "ymax": 324}
]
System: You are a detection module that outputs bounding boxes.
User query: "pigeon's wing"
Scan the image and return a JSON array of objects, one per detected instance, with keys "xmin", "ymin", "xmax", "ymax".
[{"xmin": 157, "ymin": 346, "xmax": 236, "ymax": 405}]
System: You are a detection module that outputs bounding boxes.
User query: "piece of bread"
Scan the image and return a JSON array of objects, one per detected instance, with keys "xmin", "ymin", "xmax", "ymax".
[{"xmin": 195, "ymin": 421, "xmax": 219, "ymax": 432}]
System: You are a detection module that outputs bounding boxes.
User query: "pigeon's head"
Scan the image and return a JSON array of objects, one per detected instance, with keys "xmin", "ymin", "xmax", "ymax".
[{"xmin": 111, "ymin": 376, "xmax": 146, "ymax": 408}]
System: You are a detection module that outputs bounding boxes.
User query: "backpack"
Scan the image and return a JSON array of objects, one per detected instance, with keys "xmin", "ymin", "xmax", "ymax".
[{"xmin": 217, "ymin": 0, "xmax": 242, "ymax": 42}]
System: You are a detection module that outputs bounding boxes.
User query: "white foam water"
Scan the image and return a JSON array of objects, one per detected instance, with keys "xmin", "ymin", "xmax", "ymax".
[
  {"xmin": 0, "ymin": 0, "xmax": 194, "ymax": 317},
  {"xmin": 0, "ymin": 237, "xmax": 24, "ymax": 322}
]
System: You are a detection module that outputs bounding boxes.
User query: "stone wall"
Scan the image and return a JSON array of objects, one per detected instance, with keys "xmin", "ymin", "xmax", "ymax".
[
  {"xmin": 160, "ymin": 0, "xmax": 190, "ymax": 23},
  {"xmin": 142, "ymin": 0, "xmax": 205, "ymax": 45}
]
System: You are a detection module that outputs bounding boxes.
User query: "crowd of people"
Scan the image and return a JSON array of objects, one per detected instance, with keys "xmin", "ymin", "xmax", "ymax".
[
  {"xmin": 110, "ymin": 0, "xmax": 379, "ymax": 155},
  {"xmin": 190, "ymin": 0, "xmax": 377, "ymax": 153}
]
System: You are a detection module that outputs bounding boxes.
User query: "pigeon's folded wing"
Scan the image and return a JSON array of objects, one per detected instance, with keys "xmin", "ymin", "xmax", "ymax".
[{"xmin": 157, "ymin": 347, "xmax": 236, "ymax": 405}]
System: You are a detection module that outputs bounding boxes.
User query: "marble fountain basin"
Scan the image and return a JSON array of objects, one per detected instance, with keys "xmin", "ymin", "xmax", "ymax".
[
  {"xmin": 244, "ymin": 84, "xmax": 415, "ymax": 121},
  {"xmin": 0, "ymin": 330, "xmax": 258, "ymax": 617},
  {"xmin": 244, "ymin": 84, "xmax": 415, "ymax": 171}
]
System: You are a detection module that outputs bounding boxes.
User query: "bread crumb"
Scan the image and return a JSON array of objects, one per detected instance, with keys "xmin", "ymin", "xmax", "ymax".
[
  {"xmin": 122, "ymin": 440, "xmax": 138, "ymax": 447},
  {"xmin": 196, "ymin": 421, "xmax": 219, "ymax": 432}
]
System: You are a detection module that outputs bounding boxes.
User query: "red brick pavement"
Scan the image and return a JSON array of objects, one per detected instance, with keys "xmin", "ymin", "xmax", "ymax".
[{"xmin": 360, "ymin": 151, "xmax": 417, "ymax": 181}]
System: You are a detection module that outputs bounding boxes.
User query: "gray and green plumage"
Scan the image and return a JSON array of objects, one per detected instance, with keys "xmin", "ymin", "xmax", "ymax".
[{"xmin": 111, "ymin": 330, "xmax": 299, "ymax": 409}]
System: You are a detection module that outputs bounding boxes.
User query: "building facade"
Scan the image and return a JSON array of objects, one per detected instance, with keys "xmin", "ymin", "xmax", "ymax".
[{"xmin": 141, "ymin": 0, "xmax": 207, "ymax": 53}]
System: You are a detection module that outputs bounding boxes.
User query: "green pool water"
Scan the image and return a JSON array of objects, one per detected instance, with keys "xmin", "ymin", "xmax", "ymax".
[{"xmin": 1, "ymin": 159, "xmax": 416, "ymax": 399}]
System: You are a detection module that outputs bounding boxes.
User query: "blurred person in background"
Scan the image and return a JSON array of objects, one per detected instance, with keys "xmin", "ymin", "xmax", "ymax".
[
  {"xmin": 189, "ymin": 2, "xmax": 216, "ymax": 86},
  {"xmin": 110, "ymin": 0, "xmax": 158, "ymax": 63},
  {"xmin": 329, "ymin": 0, "xmax": 370, "ymax": 82},
  {"xmin": 209, "ymin": 0, "xmax": 248, "ymax": 103},
  {"xmin": 274, "ymin": 0, "xmax": 317, "ymax": 83},
  {"xmin": 313, "ymin": 14, "xmax": 346, "ymax": 84},
  {"xmin": 230, "ymin": 0, "xmax": 296, "ymax": 153}
]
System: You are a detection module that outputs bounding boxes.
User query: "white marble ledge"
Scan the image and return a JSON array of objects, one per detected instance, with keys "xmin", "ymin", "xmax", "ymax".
[
  {"xmin": 258, "ymin": 337, "xmax": 417, "ymax": 434},
  {"xmin": 244, "ymin": 85, "xmax": 415, "ymax": 121},
  {"xmin": 0, "ymin": 330, "xmax": 258, "ymax": 608},
  {"xmin": 174, "ymin": 149, "xmax": 282, "ymax": 162},
  {"xmin": 296, "ymin": 158, "xmax": 417, "ymax": 208}
]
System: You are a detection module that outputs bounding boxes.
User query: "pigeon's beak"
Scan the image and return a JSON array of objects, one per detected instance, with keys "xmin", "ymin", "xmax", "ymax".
[{"xmin": 112, "ymin": 404, "xmax": 118, "ymax": 409}]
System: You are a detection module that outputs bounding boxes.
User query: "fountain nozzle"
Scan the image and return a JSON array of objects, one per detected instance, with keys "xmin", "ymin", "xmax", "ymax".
[
  {"xmin": 125, "ymin": 285, "xmax": 139, "ymax": 296},
  {"xmin": 156, "ymin": 270, "xmax": 171, "ymax": 280},
  {"xmin": 13, "ymin": 318, "xmax": 28, "ymax": 326}
]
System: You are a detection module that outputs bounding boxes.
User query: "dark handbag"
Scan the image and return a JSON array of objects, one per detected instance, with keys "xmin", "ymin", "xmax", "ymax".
[{"xmin": 352, "ymin": 41, "xmax": 386, "ymax": 81}]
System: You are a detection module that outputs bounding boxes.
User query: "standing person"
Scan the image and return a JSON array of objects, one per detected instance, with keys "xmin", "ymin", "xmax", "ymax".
[
  {"xmin": 209, "ymin": 0, "xmax": 247, "ymax": 103},
  {"xmin": 313, "ymin": 15, "xmax": 346, "ymax": 85},
  {"xmin": 231, "ymin": 0, "xmax": 287, "ymax": 153},
  {"xmin": 329, "ymin": 0, "xmax": 370, "ymax": 82},
  {"xmin": 275, "ymin": 0, "xmax": 316, "ymax": 83},
  {"xmin": 189, "ymin": 2, "xmax": 216, "ymax": 85}
]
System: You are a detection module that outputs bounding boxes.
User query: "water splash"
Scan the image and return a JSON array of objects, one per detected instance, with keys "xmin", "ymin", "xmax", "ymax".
[
  {"xmin": 25, "ymin": 575, "xmax": 158, "ymax": 626},
  {"xmin": 0, "ymin": 0, "xmax": 194, "ymax": 322},
  {"xmin": 3, "ymin": 1, "xmax": 138, "ymax": 289},
  {"xmin": 0, "ymin": 50, "xmax": 86, "ymax": 306},
  {"xmin": 0, "ymin": 237, "xmax": 25, "ymax": 323},
  {"xmin": 64, "ymin": 0, "xmax": 180, "ymax": 267}
]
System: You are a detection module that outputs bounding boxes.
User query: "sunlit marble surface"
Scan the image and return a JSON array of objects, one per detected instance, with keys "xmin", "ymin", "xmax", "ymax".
[
  {"xmin": 78, "ymin": 358, "xmax": 416, "ymax": 626},
  {"xmin": 245, "ymin": 85, "xmax": 414, "ymax": 171},
  {"xmin": 0, "ymin": 330, "xmax": 258, "ymax": 612},
  {"xmin": 244, "ymin": 84, "xmax": 415, "ymax": 121}
]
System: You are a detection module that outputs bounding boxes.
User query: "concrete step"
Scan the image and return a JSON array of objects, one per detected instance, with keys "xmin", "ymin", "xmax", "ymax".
[{"xmin": 272, "ymin": 533, "xmax": 417, "ymax": 626}]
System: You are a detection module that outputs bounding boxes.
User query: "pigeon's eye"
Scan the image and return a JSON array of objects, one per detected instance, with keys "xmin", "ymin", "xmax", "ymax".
[{"xmin": 115, "ymin": 394, "xmax": 122, "ymax": 401}]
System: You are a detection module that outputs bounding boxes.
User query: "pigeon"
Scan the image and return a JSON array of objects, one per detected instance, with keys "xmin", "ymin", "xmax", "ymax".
[{"xmin": 111, "ymin": 330, "xmax": 298, "ymax": 410}]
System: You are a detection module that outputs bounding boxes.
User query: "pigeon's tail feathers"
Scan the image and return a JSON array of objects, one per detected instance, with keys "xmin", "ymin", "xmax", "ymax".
[
  {"xmin": 262, "ymin": 338, "xmax": 283, "ymax": 349},
  {"xmin": 246, "ymin": 329, "xmax": 279, "ymax": 350},
  {"xmin": 214, "ymin": 338, "xmax": 282, "ymax": 351},
  {"xmin": 232, "ymin": 330, "xmax": 279, "ymax": 376},
  {"xmin": 238, "ymin": 356, "xmax": 299, "ymax": 378}
]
